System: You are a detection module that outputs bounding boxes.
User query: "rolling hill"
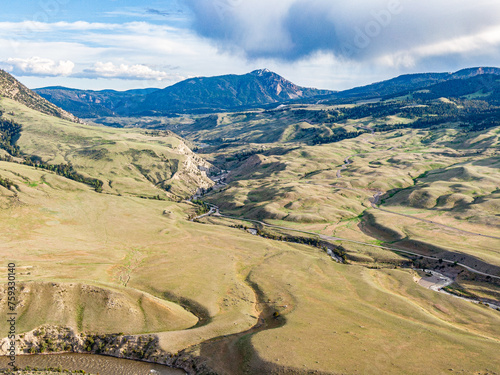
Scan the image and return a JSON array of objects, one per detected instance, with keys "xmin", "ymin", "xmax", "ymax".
[
  {"xmin": 0, "ymin": 71, "xmax": 214, "ymax": 199},
  {"xmin": 1, "ymin": 67, "xmax": 500, "ymax": 375},
  {"xmin": 0, "ymin": 69, "xmax": 80, "ymax": 122}
]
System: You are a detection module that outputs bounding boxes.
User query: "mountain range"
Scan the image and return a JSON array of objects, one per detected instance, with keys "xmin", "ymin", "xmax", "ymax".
[
  {"xmin": 319, "ymin": 66, "xmax": 500, "ymax": 102},
  {"xmin": 33, "ymin": 67, "xmax": 500, "ymax": 118},
  {"xmin": 35, "ymin": 69, "xmax": 333, "ymax": 117}
]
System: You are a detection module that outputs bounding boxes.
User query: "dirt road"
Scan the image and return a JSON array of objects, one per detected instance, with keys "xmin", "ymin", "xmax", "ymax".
[{"xmin": 370, "ymin": 191, "xmax": 500, "ymax": 240}]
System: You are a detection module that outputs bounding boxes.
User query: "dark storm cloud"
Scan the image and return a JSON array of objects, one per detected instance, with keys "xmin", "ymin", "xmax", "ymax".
[{"xmin": 184, "ymin": 0, "xmax": 500, "ymax": 64}]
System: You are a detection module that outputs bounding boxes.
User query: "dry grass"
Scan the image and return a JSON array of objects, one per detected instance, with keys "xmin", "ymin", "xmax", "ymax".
[
  {"xmin": 0, "ymin": 163, "xmax": 500, "ymax": 373},
  {"xmin": 1, "ymin": 161, "xmax": 499, "ymax": 374},
  {"xmin": 203, "ymin": 125, "xmax": 500, "ymax": 276},
  {"xmin": 0, "ymin": 98, "xmax": 213, "ymax": 198},
  {"xmin": 1, "ymin": 98, "xmax": 500, "ymax": 375}
]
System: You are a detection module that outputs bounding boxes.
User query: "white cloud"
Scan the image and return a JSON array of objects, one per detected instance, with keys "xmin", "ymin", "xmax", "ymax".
[
  {"xmin": 2, "ymin": 57, "xmax": 74, "ymax": 76},
  {"xmin": 376, "ymin": 24, "xmax": 500, "ymax": 68},
  {"xmin": 80, "ymin": 62, "xmax": 183, "ymax": 81},
  {"xmin": 0, "ymin": 21, "xmax": 177, "ymax": 36}
]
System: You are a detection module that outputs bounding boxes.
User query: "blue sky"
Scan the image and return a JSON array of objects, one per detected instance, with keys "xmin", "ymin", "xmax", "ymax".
[{"xmin": 1, "ymin": 0, "xmax": 500, "ymax": 91}]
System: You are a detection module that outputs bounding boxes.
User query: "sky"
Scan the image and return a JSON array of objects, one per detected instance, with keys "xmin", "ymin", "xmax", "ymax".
[{"xmin": 1, "ymin": 0, "xmax": 500, "ymax": 91}]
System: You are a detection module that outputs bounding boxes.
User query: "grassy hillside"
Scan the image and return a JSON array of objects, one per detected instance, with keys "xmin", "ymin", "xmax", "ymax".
[
  {"xmin": 101, "ymin": 94, "xmax": 500, "ymax": 145},
  {"xmin": 198, "ymin": 119, "xmax": 500, "ymax": 274},
  {"xmin": 0, "ymin": 70, "xmax": 79, "ymax": 123},
  {"xmin": 90, "ymin": 95, "xmax": 500, "ymax": 278},
  {"xmin": 0, "ymin": 281, "xmax": 197, "ymax": 335},
  {"xmin": 0, "ymin": 97, "xmax": 214, "ymax": 199},
  {"xmin": 95, "ymin": 105, "xmax": 373, "ymax": 144},
  {"xmin": 0, "ymin": 161, "xmax": 499, "ymax": 374}
]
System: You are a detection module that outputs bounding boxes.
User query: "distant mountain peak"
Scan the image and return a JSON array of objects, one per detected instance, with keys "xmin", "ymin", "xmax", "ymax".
[
  {"xmin": 135, "ymin": 70, "xmax": 333, "ymax": 113},
  {"xmin": 251, "ymin": 68, "xmax": 272, "ymax": 76},
  {"xmin": 35, "ymin": 69, "xmax": 333, "ymax": 116}
]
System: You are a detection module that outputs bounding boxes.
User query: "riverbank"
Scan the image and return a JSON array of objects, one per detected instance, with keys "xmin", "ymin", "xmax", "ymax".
[
  {"xmin": 0, "ymin": 353, "xmax": 182, "ymax": 375},
  {"xmin": 0, "ymin": 326, "xmax": 215, "ymax": 375}
]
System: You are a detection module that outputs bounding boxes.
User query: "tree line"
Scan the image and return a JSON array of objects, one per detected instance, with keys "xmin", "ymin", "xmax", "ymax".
[
  {"xmin": 0, "ymin": 175, "xmax": 17, "ymax": 190},
  {"xmin": 0, "ymin": 114, "xmax": 22, "ymax": 156},
  {"xmin": 0, "ymin": 112, "xmax": 104, "ymax": 192},
  {"xmin": 23, "ymin": 157, "xmax": 104, "ymax": 192},
  {"xmin": 231, "ymin": 224, "xmax": 347, "ymax": 262}
]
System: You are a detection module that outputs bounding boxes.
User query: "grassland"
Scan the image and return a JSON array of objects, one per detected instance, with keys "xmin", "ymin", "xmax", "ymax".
[
  {"xmin": 1, "ymin": 94, "xmax": 500, "ymax": 374},
  {"xmin": 1, "ymin": 153, "xmax": 499, "ymax": 374},
  {"xmin": 91, "ymin": 106, "xmax": 359, "ymax": 144},
  {"xmin": 0, "ymin": 98, "xmax": 214, "ymax": 199},
  {"xmin": 199, "ymin": 123, "xmax": 500, "ymax": 276}
]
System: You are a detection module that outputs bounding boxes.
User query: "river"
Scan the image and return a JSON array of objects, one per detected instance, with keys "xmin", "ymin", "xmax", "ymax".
[{"xmin": 0, "ymin": 353, "xmax": 185, "ymax": 375}]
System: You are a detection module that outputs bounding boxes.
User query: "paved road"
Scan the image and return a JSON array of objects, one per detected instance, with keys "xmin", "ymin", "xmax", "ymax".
[
  {"xmin": 370, "ymin": 191, "xmax": 500, "ymax": 240},
  {"xmin": 417, "ymin": 269, "xmax": 500, "ymax": 310},
  {"xmin": 209, "ymin": 208, "xmax": 500, "ymax": 281}
]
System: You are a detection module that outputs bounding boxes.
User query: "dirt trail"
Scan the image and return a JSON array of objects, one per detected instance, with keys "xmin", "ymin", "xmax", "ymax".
[{"xmin": 370, "ymin": 191, "xmax": 500, "ymax": 240}]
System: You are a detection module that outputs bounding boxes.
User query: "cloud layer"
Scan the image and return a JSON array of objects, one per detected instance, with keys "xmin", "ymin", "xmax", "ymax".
[
  {"xmin": 1, "ymin": 2, "xmax": 500, "ymax": 91},
  {"xmin": 80, "ymin": 62, "xmax": 184, "ymax": 81},
  {"xmin": 185, "ymin": 0, "xmax": 500, "ymax": 66},
  {"xmin": 0, "ymin": 57, "xmax": 181, "ymax": 82},
  {"xmin": 3, "ymin": 57, "xmax": 74, "ymax": 76}
]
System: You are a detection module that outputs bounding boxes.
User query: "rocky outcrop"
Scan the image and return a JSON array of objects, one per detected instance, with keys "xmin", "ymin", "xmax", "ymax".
[
  {"xmin": 157, "ymin": 140, "xmax": 216, "ymax": 198},
  {"xmin": 0, "ymin": 325, "xmax": 217, "ymax": 375}
]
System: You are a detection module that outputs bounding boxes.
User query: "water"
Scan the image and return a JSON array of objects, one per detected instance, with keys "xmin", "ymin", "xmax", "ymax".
[{"xmin": 0, "ymin": 353, "xmax": 185, "ymax": 375}]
